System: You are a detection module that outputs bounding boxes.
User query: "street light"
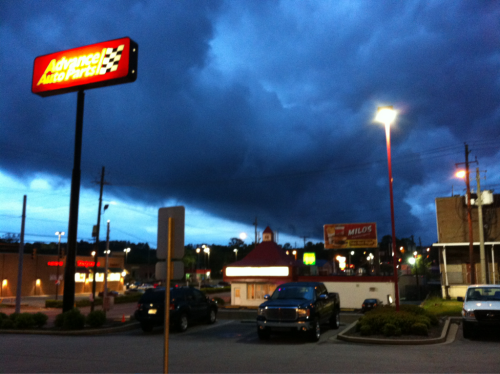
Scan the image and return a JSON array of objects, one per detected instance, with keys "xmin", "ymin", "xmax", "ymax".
[
  {"xmin": 233, "ymin": 248, "xmax": 238, "ymax": 261},
  {"xmin": 203, "ymin": 246, "xmax": 210, "ymax": 279},
  {"xmin": 292, "ymin": 250, "xmax": 297, "ymax": 260},
  {"xmin": 375, "ymin": 105, "xmax": 400, "ymax": 311},
  {"xmin": 239, "ymin": 232, "xmax": 247, "ymax": 241},
  {"xmin": 55, "ymin": 231, "xmax": 65, "ymax": 300},
  {"xmin": 124, "ymin": 247, "xmax": 131, "ymax": 263}
]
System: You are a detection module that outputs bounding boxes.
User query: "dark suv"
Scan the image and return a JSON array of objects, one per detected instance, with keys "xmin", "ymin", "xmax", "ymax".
[
  {"xmin": 257, "ymin": 282, "xmax": 340, "ymax": 342},
  {"xmin": 135, "ymin": 287, "xmax": 218, "ymax": 332}
]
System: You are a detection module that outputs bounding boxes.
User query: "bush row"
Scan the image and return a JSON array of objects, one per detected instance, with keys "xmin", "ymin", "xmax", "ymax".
[
  {"xmin": 356, "ymin": 304, "xmax": 440, "ymax": 337},
  {"xmin": 54, "ymin": 309, "xmax": 107, "ymax": 330},
  {"xmin": 45, "ymin": 293, "xmax": 142, "ymax": 308},
  {"xmin": 0, "ymin": 311, "xmax": 48, "ymax": 330}
]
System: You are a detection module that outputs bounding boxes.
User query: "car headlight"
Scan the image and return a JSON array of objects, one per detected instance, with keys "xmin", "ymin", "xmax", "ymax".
[
  {"xmin": 462, "ymin": 309, "xmax": 475, "ymax": 318},
  {"xmin": 258, "ymin": 307, "xmax": 265, "ymax": 316},
  {"xmin": 297, "ymin": 308, "xmax": 310, "ymax": 318}
]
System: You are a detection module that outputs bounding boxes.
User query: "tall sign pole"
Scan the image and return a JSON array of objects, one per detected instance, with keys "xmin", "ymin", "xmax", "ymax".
[
  {"xmin": 465, "ymin": 144, "xmax": 475, "ymax": 284},
  {"xmin": 32, "ymin": 37, "xmax": 138, "ymax": 312}
]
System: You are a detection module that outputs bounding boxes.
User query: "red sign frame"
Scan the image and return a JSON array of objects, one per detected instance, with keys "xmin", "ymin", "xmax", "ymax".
[
  {"xmin": 323, "ymin": 222, "xmax": 378, "ymax": 249},
  {"xmin": 32, "ymin": 37, "xmax": 138, "ymax": 97}
]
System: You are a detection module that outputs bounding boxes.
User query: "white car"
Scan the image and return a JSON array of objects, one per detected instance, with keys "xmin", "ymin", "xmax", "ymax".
[{"xmin": 457, "ymin": 285, "xmax": 500, "ymax": 339}]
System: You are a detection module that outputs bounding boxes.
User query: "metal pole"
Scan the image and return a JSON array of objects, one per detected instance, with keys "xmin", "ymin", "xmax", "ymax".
[
  {"xmin": 385, "ymin": 122, "xmax": 400, "ymax": 311},
  {"xmin": 91, "ymin": 166, "xmax": 105, "ymax": 311},
  {"xmin": 55, "ymin": 232, "xmax": 64, "ymax": 300},
  {"xmin": 164, "ymin": 217, "xmax": 173, "ymax": 374},
  {"xmin": 492, "ymin": 245, "xmax": 496, "ymax": 284},
  {"xmin": 442, "ymin": 246, "xmax": 449, "ymax": 299},
  {"xmin": 15, "ymin": 195, "xmax": 26, "ymax": 314},
  {"xmin": 63, "ymin": 90, "xmax": 85, "ymax": 312},
  {"xmin": 104, "ymin": 220, "xmax": 110, "ymax": 314},
  {"xmin": 476, "ymin": 168, "xmax": 487, "ymax": 284},
  {"xmin": 465, "ymin": 144, "xmax": 475, "ymax": 284}
]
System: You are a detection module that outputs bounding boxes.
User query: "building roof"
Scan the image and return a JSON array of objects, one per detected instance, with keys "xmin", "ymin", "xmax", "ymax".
[{"xmin": 231, "ymin": 226, "xmax": 295, "ymax": 267}]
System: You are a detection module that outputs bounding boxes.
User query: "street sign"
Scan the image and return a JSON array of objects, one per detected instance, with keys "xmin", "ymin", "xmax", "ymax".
[
  {"xmin": 157, "ymin": 206, "xmax": 185, "ymax": 260},
  {"xmin": 155, "ymin": 260, "xmax": 184, "ymax": 281}
]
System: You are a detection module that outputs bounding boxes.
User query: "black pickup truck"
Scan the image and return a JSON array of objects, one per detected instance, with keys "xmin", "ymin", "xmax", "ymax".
[{"xmin": 256, "ymin": 281, "xmax": 340, "ymax": 342}]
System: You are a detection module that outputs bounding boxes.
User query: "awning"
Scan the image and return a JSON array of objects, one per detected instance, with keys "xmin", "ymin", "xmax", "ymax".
[
  {"xmin": 75, "ymin": 267, "xmax": 90, "ymax": 274},
  {"xmin": 109, "ymin": 268, "xmax": 124, "ymax": 273},
  {"xmin": 432, "ymin": 242, "xmax": 500, "ymax": 247}
]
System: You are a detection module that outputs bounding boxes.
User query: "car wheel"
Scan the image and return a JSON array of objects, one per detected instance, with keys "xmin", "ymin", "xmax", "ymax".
[
  {"xmin": 207, "ymin": 308, "xmax": 217, "ymax": 324},
  {"xmin": 177, "ymin": 313, "xmax": 188, "ymax": 332},
  {"xmin": 330, "ymin": 310, "xmax": 340, "ymax": 329},
  {"xmin": 141, "ymin": 322, "xmax": 154, "ymax": 332},
  {"xmin": 257, "ymin": 326, "xmax": 271, "ymax": 340},
  {"xmin": 463, "ymin": 320, "xmax": 473, "ymax": 339},
  {"xmin": 309, "ymin": 319, "xmax": 321, "ymax": 342}
]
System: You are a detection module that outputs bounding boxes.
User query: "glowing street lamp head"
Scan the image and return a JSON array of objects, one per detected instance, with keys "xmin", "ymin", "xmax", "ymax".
[
  {"xmin": 239, "ymin": 232, "xmax": 247, "ymax": 241},
  {"xmin": 408, "ymin": 258, "xmax": 416, "ymax": 265},
  {"xmin": 455, "ymin": 170, "xmax": 466, "ymax": 178},
  {"xmin": 375, "ymin": 106, "xmax": 397, "ymax": 125}
]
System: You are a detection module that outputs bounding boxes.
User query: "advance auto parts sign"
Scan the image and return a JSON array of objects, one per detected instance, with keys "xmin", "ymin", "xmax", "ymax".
[
  {"xmin": 32, "ymin": 37, "xmax": 138, "ymax": 97},
  {"xmin": 324, "ymin": 222, "xmax": 377, "ymax": 249}
]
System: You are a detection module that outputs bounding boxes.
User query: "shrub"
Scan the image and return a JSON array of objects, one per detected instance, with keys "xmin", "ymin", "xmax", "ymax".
[
  {"xmin": 86, "ymin": 310, "xmax": 107, "ymax": 328},
  {"xmin": 410, "ymin": 323, "xmax": 428, "ymax": 336},
  {"xmin": 54, "ymin": 313, "xmax": 65, "ymax": 328},
  {"xmin": 360, "ymin": 324, "xmax": 372, "ymax": 336},
  {"xmin": 9, "ymin": 312, "xmax": 21, "ymax": 322},
  {"xmin": 33, "ymin": 312, "xmax": 49, "ymax": 328},
  {"xmin": 45, "ymin": 300, "xmax": 63, "ymax": 308},
  {"xmin": 382, "ymin": 323, "xmax": 398, "ymax": 337},
  {"xmin": 0, "ymin": 312, "xmax": 8, "ymax": 321},
  {"xmin": 14, "ymin": 313, "xmax": 36, "ymax": 329},
  {"xmin": 62, "ymin": 309, "xmax": 85, "ymax": 330},
  {"xmin": 1, "ymin": 318, "xmax": 14, "ymax": 329}
]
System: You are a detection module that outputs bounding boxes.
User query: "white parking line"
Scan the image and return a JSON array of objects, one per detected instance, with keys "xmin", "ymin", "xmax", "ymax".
[{"xmin": 183, "ymin": 320, "xmax": 235, "ymax": 334}]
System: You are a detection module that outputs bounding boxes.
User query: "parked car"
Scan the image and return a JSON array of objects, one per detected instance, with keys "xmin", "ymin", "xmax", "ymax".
[
  {"xmin": 458, "ymin": 285, "xmax": 500, "ymax": 338},
  {"xmin": 256, "ymin": 281, "xmax": 340, "ymax": 342},
  {"xmin": 217, "ymin": 281, "xmax": 230, "ymax": 287},
  {"xmin": 134, "ymin": 287, "xmax": 218, "ymax": 332},
  {"xmin": 361, "ymin": 298, "xmax": 382, "ymax": 313}
]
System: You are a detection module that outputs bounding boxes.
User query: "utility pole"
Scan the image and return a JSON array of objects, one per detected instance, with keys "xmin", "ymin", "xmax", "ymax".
[
  {"xmin": 253, "ymin": 217, "xmax": 258, "ymax": 246},
  {"xmin": 301, "ymin": 236, "xmax": 308, "ymax": 248},
  {"xmin": 91, "ymin": 166, "xmax": 108, "ymax": 311},
  {"xmin": 476, "ymin": 167, "xmax": 487, "ymax": 284},
  {"xmin": 465, "ymin": 144, "xmax": 475, "ymax": 284},
  {"xmin": 456, "ymin": 143, "xmax": 476, "ymax": 284},
  {"xmin": 15, "ymin": 195, "xmax": 26, "ymax": 314}
]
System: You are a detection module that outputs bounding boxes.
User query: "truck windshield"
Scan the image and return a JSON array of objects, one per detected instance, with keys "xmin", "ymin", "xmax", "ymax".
[
  {"xmin": 270, "ymin": 286, "xmax": 314, "ymax": 300},
  {"xmin": 466, "ymin": 287, "xmax": 500, "ymax": 301}
]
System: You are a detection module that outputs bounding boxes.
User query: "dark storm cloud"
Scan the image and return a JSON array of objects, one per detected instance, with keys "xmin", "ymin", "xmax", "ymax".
[{"xmin": 1, "ymin": 0, "xmax": 499, "ymax": 245}]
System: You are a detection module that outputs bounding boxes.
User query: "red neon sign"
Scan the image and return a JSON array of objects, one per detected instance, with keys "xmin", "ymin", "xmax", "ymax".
[
  {"xmin": 47, "ymin": 261, "xmax": 64, "ymax": 267},
  {"xmin": 32, "ymin": 37, "xmax": 138, "ymax": 97},
  {"xmin": 77, "ymin": 260, "xmax": 101, "ymax": 267}
]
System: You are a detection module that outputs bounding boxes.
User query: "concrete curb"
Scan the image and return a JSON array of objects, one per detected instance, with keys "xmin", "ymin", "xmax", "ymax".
[
  {"xmin": 0, "ymin": 322, "xmax": 140, "ymax": 336},
  {"xmin": 336, "ymin": 317, "xmax": 455, "ymax": 345}
]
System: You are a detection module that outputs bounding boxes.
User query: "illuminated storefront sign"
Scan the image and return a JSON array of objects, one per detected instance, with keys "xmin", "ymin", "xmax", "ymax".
[
  {"xmin": 303, "ymin": 253, "xmax": 316, "ymax": 265},
  {"xmin": 47, "ymin": 261, "xmax": 64, "ymax": 267},
  {"xmin": 324, "ymin": 222, "xmax": 378, "ymax": 249},
  {"xmin": 32, "ymin": 37, "xmax": 138, "ymax": 97},
  {"xmin": 77, "ymin": 260, "xmax": 101, "ymax": 267},
  {"xmin": 225, "ymin": 266, "xmax": 289, "ymax": 277}
]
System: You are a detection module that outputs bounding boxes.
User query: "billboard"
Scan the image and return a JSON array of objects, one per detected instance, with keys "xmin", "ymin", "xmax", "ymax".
[
  {"xmin": 324, "ymin": 222, "xmax": 377, "ymax": 249},
  {"xmin": 32, "ymin": 37, "xmax": 138, "ymax": 97}
]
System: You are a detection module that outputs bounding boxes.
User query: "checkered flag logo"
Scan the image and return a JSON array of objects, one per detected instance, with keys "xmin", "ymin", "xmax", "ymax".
[{"xmin": 100, "ymin": 44, "xmax": 124, "ymax": 74}]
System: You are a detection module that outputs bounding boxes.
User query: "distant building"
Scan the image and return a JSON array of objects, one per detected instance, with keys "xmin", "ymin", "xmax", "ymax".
[
  {"xmin": 223, "ymin": 227, "xmax": 296, "ymax": 306},
  {"xmin": 433, "ymin": 193, "xmax": 500, "ymax": 298}
]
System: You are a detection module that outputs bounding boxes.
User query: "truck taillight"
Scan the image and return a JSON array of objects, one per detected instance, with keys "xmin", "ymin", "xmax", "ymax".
[
  {"xmin": 170, "ymin": 304, "xmax": 175, "ymax": 310},
  {"xmin": 136, "ymin": 303, "xmax": 141, "ymax": 310}
]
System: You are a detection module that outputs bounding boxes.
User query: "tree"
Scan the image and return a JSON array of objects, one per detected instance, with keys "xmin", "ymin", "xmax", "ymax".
[
  {"xmin": 1, "ymin": 233, "xmax": 20, "ymax": 243},
  {"xmin": 228, "ymin": 238, "xmax": 244, "ymax": 248}
]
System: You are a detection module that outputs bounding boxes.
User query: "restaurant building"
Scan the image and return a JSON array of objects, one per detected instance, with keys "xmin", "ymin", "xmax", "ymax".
[{"xmin": 0, "ymin": 252, "xmax": 125, "ymax": 298}]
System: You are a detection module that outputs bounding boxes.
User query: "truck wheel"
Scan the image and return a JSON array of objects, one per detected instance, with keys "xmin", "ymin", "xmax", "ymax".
[
  {"xmin": 309, "ymin": 319, "xmax": 321, "ymax": 342},
  {"xmin": 141, "ymin": 322, "xmax": 154, "ymax": 332},
  {"xmin": 207, "ymin": 308, "xmax": 217, "ymax": 324},
  {"xmin": 463, "ymin": 320, "xmax": 473, "ymax": 339},
  {"xmin": 257, "ymin": 326, "xmax": 271, "ymax": 340},
  {"xmin": 330, "ymin": 310, "xmax": 340, "ymax": 330},
  {"xmin": 177, "ymin": 313, "xmax": 188, "ymax": 332}
]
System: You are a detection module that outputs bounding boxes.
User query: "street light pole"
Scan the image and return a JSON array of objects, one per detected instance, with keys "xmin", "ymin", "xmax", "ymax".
[
  {"xmin": 375, "ymin": 106, "xmax": 400, "ymax": 311},
  {"xmin": 124, "ymin": 248, "xmax": 131, "ymax": 264},
  {"xmin": 55, "ymin": 231, "xmax": 65, "ymax": 300},
  {"xmin": 476, "ymin": 168, "xmax": 487, "ymax": 284}
]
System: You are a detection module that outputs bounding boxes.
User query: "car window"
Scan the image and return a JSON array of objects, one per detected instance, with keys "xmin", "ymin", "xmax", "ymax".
[
  {"xmin": 191, "ymin": 288, "xmax": 206, "ymax": 301},
  {"xmin": 271, "ymin": 286, "xmax": 314, "ymax": 300},
  {"xmin": 467, "ymin": 287, "xmax": 500, "ymax": 301}
]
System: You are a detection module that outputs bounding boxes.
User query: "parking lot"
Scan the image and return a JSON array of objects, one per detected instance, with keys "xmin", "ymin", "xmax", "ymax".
[{"xmin": 1, "ymin": 315, "xmax": 500, "ymax": 373}]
